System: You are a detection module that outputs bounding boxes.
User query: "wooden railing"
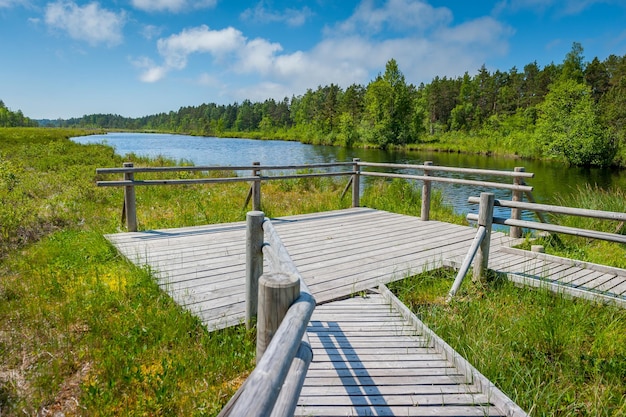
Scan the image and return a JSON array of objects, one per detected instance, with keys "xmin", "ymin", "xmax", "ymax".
[
  {"xmin": 96, "ymin": 160, "xmax": 534, "ymax": 233},
  {"xmin": 218, "ymin": 211, "xmax": 316, "ymax": 417},
  {"xmin": 447, "ymin": 192, "xmax": 626, "ymax": 300},
  {"xmin": 467, "ymin": 197, "xmax": 626, "ymax": 243}
]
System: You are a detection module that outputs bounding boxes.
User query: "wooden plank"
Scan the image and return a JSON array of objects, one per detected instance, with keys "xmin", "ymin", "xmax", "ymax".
[
  {"xmin": 294, "ymin": 404, "xmax": 505, "ymax": 416},
  {"xmin": 296, "ymin": 292, "xmax": 520, "ymax": 417},
  {"xmin": 302, "ymin": 367, "xmax": 464, "ymax": 380},
  {"xmin": 296, "ymin": 392, "xmax": 493, "ymax": 406}
]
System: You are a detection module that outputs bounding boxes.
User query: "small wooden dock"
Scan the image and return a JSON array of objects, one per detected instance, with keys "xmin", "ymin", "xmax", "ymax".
[
  {"xmin": 107, "ymin": 208, "xmax": 520, "ymax": 330},
  {"xmin": 106, "ymin": 207, "xmax": 626, "ymax": 416}
]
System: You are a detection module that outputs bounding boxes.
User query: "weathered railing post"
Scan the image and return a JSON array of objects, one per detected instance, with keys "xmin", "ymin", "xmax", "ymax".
[
  {"xmin": 510, "ymin": 167, "xmax": 525, "ymax": 238},
  {"xmin": 256, "ymin": 272, "xmax": 300, "ymax": 361},
  {"xmin": 473, "ymin": 192, "xmax": 494, "ymax": 282},
  {"xmin": 421, "ymin": 161, "xmax": 433, "ymax": 221},
  {"xmin": 123, "ymin": 162, "xmax": 138, "ymax": 232},
  {"xmin": 252, "ymin": 161, "xmax": 261, "ymax": 211},
  {"xmin": 246, "ymin": 211, "xmax": 265, "ymax": 329},
  {"xmin": 352, "ymin": 158, "xmax": 360, "ymax": 208}
]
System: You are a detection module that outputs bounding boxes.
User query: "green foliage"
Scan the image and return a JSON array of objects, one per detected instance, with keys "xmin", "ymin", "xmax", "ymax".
[
  {"xmin": 0, "ymin": 100, "xmax": 38, "ymax": 127},
  {"xmin": 43, "ymin": 45, "xmax": 626, "ymax": 166},
  {"xmin": 535, "ymin": 79, "xmax": 616, "ymax": 166},
  {"xmin": 389, "ymin": 270, "xmax": 626, "ymax": 416},
  {"xmin": 362, "ymin": 59, "xmax": 416, "ymax": 148}
]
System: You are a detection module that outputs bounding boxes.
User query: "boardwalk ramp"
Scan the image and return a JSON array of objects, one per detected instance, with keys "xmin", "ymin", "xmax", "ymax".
[
  {"xmin": 490, "ymin": 247, "xmax": 626, "ymax": 308},
  {"xmin": 298, "ymin": 287, "xmax": 526, "ymax": 416}
]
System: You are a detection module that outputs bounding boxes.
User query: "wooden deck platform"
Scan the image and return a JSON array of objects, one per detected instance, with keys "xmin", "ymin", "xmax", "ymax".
[
  {"xmin": 106, "ymin": 208, "xmax": 519, "ymax": 330},
  {"xmin": 107, "ymin": 208, "xmax": 626, "ymax": 332},
  {"xmin": 105, "ymin": 207, "xmax": 626, "ymax": 416}
]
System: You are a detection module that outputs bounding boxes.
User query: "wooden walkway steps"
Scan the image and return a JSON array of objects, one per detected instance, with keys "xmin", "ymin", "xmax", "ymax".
[{"xmin": 297, "ymin": 287, "xmax": 525, "ymax": 416}]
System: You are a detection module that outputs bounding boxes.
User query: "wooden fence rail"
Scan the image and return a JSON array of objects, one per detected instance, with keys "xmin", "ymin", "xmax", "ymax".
[
  {"xmin": 467, "ymin": 198, "xmax": 626, "ymax": 244},
  {"xmin": 448, "ymin": 193, "xmax": 626, "ymax": 299},
  {"xmin": 96, "ymin": 160, "xmax": 534, "ymax": 232},
  {"xmin": 218, "ymin": 211, "xmax": 316, "ymax": 417}
]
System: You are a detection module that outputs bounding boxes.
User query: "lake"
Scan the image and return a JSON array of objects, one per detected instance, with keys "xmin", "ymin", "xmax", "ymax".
[{"xmin": 73, "ymin": 132, "xmax": 625, "ymax": 219}]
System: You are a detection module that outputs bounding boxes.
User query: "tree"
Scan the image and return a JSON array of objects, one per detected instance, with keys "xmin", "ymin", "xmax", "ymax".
[
  {"xmin": 560, "ymin": 42, "xmax": 585, "ymax": 83},
  {"xmin": 362, "ymin": 59, "xmax": 414, "ymax": 147},
  {"xmin": 585, "ymin": 57, "xmax": 610, "ymax": 102},
  {"xmin": 535, "ymin": 79, "xmax": 616, "ymax": 166}
]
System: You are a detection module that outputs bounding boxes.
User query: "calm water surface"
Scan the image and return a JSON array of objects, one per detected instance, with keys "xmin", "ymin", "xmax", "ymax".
[{"xmin": 74, "ymin": 132, "xmax": 625, "ymax": 218}]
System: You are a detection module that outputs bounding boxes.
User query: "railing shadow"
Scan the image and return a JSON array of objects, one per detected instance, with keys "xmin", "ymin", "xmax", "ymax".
[{"xmin": 307, "ymin": 320, "xmax": 393, "ymax": 415}]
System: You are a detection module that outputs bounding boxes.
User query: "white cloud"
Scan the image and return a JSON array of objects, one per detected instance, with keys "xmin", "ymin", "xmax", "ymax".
[
  {"xmin": 139, "ymin": 0, "xmax": 513, "ymax": 103},
  {"xmin": 0, "ymin": 0, "xmax": 28, "ymax": 7},
  {"xmin": 156, "ymin": 25, "xmax": 245, "ymax": 69},
  {"xmin": 44, "ymin": 1, "xmax": 126, "ymax": 46},
  {"xmin": 493, "ymin": 0, "xmax": 620, "ymax": 16},
  {"xmin": 240, "ymin": 2, "xmax": 314, "ymax": 27},
  {"xmin": 131, "ymin": 0, "xmax": 217, "ymax": 13},
  {"xmin": 330, "ymin": 0, "xmax": 452, "ymax": 35},
  {"xmin": 237, "ymin": 38, "xmax": 283, "ymax": 74},
  {"xmin": 137, "ymin": 25, "xmax": 245, "ymax": 82}
]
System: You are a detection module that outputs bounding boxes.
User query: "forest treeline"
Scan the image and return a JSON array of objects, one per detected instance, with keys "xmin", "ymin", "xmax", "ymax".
[
  {"xmin": 0, "ymin": 100, "xmax": 38, "ymax": 128},
  {"xmin": 6, "ymin": 43, "xmax": 626, "ymax": 167}
]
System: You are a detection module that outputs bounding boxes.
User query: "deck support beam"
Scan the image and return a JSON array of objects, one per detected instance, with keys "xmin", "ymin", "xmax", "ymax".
[
  {"xmin": 123, "ymin": 162, "xmax": 138, "ymax": 232},
  {"xmin": 510, "ymin": 167, "xmax": 525, "ymax": 238}
]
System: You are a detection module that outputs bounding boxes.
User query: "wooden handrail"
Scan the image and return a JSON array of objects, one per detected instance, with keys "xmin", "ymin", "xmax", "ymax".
[
  {"xmin": 361, "ymin": 171, "xmax": 533, "ymax": 192},
  {"xmin": 96, "ymin": 161, "xmax": 535, "ymax": 231},
  {"xmin": 222, "ymin": 212, "xmax": 316, "ymax": 417},
  {"xmin": 96, "ymin": 161, "xmax": 353, "ymax": 174},
  {"xmin": 358, "ymin": 161, "xmax": 535, "ymax": 178},
  {"xmin": 467, "ymin": 214, "xmax": 626, "ymax": 244},
  {"xmin": 468, "ymin": 196, "xmax": 626, "ymax": 222}
]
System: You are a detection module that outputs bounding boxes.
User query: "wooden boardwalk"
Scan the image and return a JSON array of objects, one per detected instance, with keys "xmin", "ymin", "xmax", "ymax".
[
  {"xmin": 107, "ymin": 208, "xmax": 518, "ymax": 330},
  {"xmin": 297, "ymin": 287, "xmax": 525, "ymax": 416},
  {"xmin": 106, "ymin": 207, "xmax": 626, "ymax": 416}
]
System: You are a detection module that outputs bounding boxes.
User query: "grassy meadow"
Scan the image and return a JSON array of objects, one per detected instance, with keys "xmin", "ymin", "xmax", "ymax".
[{"xmin": 1, "ymin": 127, "xmax": 625, "ymax": 416}]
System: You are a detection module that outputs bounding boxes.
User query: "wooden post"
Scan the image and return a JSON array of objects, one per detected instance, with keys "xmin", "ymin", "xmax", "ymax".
[
  {"xmin": 510, "ymin": 167, "xmax": 524, "ymax": 238},
  {"xmin": 256, "ymin": 272, "xmax": 300, "ymax": 361},
  {"xmin": 531, "ymin": 245, "xmax": 545, "ymax": 253},
  {"xmin": 123, "ymin": 162, "xmax": 137, "ymax": 232},
  {"xmin": 421, "ymin": 161, "xmax": 433, "ymax": 221},
  {"xmin": 473, "ymin": 192, "xmax": 494, "ymax": 282},
  {"xmin": 246, "ymin": 211, "xmax": 265, "ymax": 329},
  {"xmin": 252, "ymin": 161, "xmax": 261, "ymax": 211},
  {"xmin": 352, "ymin": 158, "xmax": 360, "ymax": 208}
]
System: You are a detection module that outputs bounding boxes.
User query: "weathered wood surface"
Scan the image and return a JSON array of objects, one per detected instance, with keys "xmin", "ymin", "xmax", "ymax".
[
  {"xmin": 490, "ymin": 246, "xmax": 626, "ymax": 308},
  {"xmin": 295, "ymin": 290, "xmax": 525, "ymax": 417},
  {"xmin": 106, "ymin": 208, "xmax": 511, "ymax": 329},
  {"xmin": 106, "ymin": 208, "xmax": 626, "ymax": 330}
]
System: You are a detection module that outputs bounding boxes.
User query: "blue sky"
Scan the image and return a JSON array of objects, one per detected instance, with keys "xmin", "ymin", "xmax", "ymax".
[{"xmin": 2, "ymin": 0, "xmax": 626, "ymax": 119}]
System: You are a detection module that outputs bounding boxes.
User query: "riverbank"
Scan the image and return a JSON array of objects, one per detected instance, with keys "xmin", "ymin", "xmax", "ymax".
[{"xmin": 1, "ymin": 127, "xmax": 625, "ymax": 415}]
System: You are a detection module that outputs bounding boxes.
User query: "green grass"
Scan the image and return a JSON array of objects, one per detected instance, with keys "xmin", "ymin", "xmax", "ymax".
[
  {"xmin": 1, "ymin": 127, "xmax": 447, "ymax": 415},
  {"xmin": 389, "ymin": 269, "xmax": 626, "ymax": 416},
  {"xmin": 1, "ymin": 126, "xmax": 624, "ymax": 416},
  {"xmin": 516, "ymin": 183, "xmax": 626, "ymax": 269}
]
